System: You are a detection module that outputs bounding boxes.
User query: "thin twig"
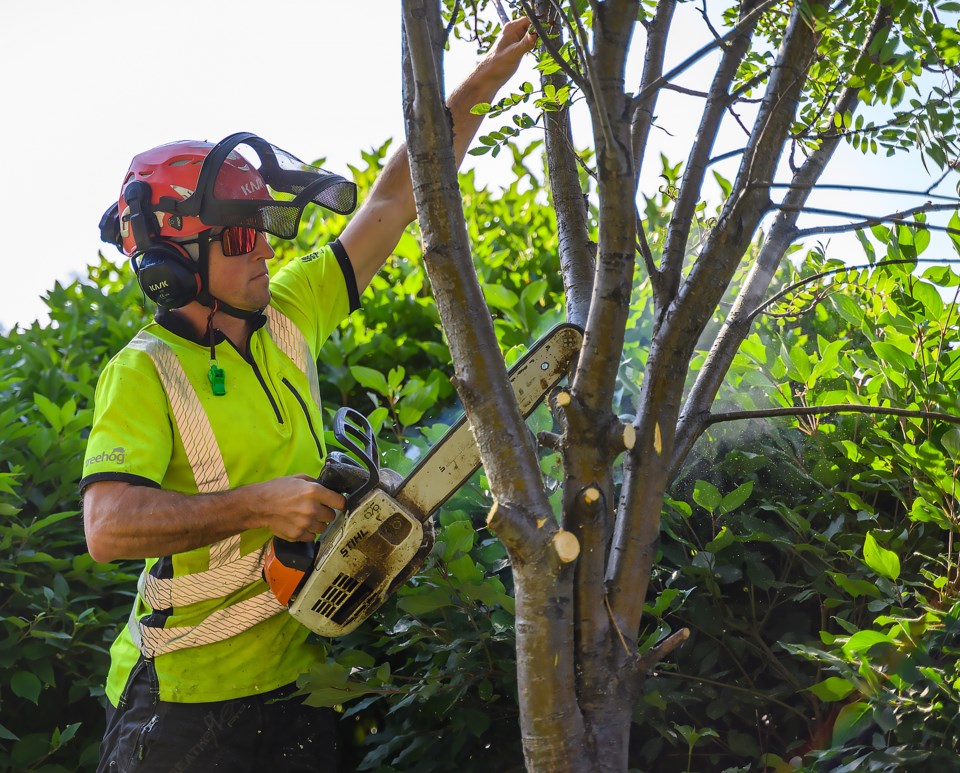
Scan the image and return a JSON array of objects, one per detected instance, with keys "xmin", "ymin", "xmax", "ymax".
[
  {"xmin": 764, "ymin": 182, "xmax": 960, "ymax": 202},
  {"xmin": 634, "ymin": 0, "xmax": 782, "ymax": 104},
  {"xmin": 661, "ymin": 82, "xmax": 709, "ymax": 98},
  {"xmin": 605, "ymin": 593, "xmax": 632, "ymax": 655},
  {"xmin": 703, "ymin": 405, "xmax": 960, "ymax": 428},
  {"xmin": 517, "ymin": 0, "xmax": 588, "ymax": 91},
  {"xmin": 443, "ymin": 0, "xmax": 462, "ymax": 44},
  {"xmin": 748, "ymin": 257, "xmax": 960, "ymax": 321},
  {"xmin": 636, "ymin": 210, "xmax": 659, "ymax": 279},
  {"xmin": 635, "ymin": 628, "xmax": 691, "ymax": 673}
]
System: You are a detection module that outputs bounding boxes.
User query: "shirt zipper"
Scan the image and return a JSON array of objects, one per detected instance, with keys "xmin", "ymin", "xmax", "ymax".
[
  {"xmin": 282, "ymin": 378, "xmax": 323, "ymax": 458},
  {"xmin": 249, "ymin": 358, "xmax": 283, "ymax": 423}
]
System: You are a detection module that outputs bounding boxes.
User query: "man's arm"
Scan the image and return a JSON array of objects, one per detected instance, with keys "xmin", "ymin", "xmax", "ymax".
[
  {"xmin": 83, "ymin": 477, "xmax": 346, "ymax": 562},
  {"xmin": 340, "ymin": 17, "xmax": 538, "ymax": 292}
]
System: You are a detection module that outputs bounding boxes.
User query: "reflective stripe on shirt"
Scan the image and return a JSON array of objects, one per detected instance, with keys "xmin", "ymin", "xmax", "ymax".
[
  {"xmin": 129, "ymin": 590, "xmax": 282, "ymax": 658},
  {"xmin": 125, "ymin": 320, "xmax": 312, "ymax": 657},
  {"xmin": 265, "ymin": 306, "xmax": 322, "ymax": 407}
]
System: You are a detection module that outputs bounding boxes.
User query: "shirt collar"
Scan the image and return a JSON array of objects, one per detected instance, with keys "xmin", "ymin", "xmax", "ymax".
[{"xmin": 154, "ymin": 307, "xmax": 267, "ymax": 345}]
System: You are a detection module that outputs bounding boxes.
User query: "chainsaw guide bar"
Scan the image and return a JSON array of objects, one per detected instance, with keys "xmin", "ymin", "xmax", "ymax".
[{"xmin": 278, "ymin": 323, "xmax": 583, "ymax": 637}]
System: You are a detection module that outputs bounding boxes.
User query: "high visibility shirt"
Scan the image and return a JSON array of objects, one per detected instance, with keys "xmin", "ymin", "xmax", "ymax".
[{"xmin": 80, "ymin": 242, "xmax": 360, "ymax": 705}]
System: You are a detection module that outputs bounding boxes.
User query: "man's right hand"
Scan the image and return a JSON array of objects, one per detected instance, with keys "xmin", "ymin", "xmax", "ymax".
[
  {"xmin": 250, "ymin": 474, "xmax": 347, "ymax": 543},
  {"xmin": 83, "ymin": 476, "xmax": 348, "ymax": 562}
]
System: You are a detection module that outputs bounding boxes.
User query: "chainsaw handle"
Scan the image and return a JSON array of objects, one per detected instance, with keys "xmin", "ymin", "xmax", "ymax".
[
  {"xmin": 330, "ymin": 407, "xmax": 379, "ymax": 506},
  {"xmin": 317, "ymin": 451, "xmax": 370, "ymax": 502}
]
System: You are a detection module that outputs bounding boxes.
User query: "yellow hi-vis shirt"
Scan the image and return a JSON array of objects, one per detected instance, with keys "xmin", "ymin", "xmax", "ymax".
[{"xmin": 80, "ymin": 242, "xmax": 359, "ymax": 705}]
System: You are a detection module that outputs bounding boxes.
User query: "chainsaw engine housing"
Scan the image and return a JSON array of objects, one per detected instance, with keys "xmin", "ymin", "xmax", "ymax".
[{"xmin": 287, "ymin": 488, "xmax": 424, "ymax": 637}]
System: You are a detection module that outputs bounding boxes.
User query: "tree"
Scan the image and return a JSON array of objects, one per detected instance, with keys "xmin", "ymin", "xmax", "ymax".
[{"xmin": 398, "ymin": 0, "xmax": 960, "ymax": 769}]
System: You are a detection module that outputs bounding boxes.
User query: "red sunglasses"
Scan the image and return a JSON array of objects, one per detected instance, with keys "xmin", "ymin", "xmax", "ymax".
[{"xmin": 210, "ymin": 226, "xmax": 260, "ymax": 256}]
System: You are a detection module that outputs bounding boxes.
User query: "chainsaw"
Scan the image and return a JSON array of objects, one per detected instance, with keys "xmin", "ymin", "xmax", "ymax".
[{"xmin": 263, "ymin": 323, "xmax": 583, "ymax": 637}]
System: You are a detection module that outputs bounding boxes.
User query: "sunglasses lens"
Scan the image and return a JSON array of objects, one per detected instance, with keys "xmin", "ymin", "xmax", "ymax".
[{"xmin": 220, "ymin": 227, "xmax": 258, "ymax": 256}]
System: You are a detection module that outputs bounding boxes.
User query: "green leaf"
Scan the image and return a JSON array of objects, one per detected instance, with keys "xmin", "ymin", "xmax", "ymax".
[
  {"xmin": 871, "ymin": 341, "xmax": 916, "ymax": 372},
  {"xmin": 33, "ymin": 393, "xmax": 63, "ymax": 433},
  {"xmin": 808, "ymin": 677, "xmax": 856, "ymax": 702},
  {"xmin": 718, "ymin": 481, "xmax": 753, "ymax": 514},
  {"xmin": 349, "ymin": 365, "xmax": 390, "ymax": 397},
  {"xmin": 705, "ymin": 525, "xmax": 735, "ymax": 553},
  {"xmin": 482, "ymin": 283, "xmax": 519, "ymax": 311},
  {"xmin": 942, "ymin": 427, "xmax": 960, "ymax": 459},
  {"xmin": 810, "ymin": 338, "xmax": 847, "ymax": 383},
  {"xmin": 693, "ymin": 480, "xmax": 722, "ymax": 514},
  {"xmin": 0, "ymin": 723, "xmax": 19, "ymax": 741},
  {"xmin": 948, "ymin": 210, "xmax": 960, "ymax": 252},
  {"xmin": 53, "ymin": 722, "xmax": 80, "ymax": 748},
  {"xmin": 832, "ymin": 701, "xmax": 872, "ymax": 746},
  {"xmin": 842, "ymin": 629, "xmax": 894, "ymax": 656},
  {"xmin": 470, "ymin": 102, "xmax": 492, "ymax": 115},
  {"xmin": 11, "ymin": 671, "xmax": 42, "ymax": 704},
  {"xmin": 828, "ymin": 571, "xmax": 881, "ymax": 599},
  {"xmin": 863, "ymin": 531, "xmax": 901, "ymax": 580},
  {"xmin": 788, "ymin": 345, "xmax": 812, "ymax": 383},
  {"xmin": 397, "ymin": 587, "xmax": 454, "ymax": 616},
  {"xmin": 440, "ymin": 520, "xmax": 475, "ymax": 559}
]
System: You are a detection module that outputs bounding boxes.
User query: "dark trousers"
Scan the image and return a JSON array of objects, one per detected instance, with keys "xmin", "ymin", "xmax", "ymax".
[{"xmin": 97, "ymin": 660, "xmax": 338, "ymax": 772}]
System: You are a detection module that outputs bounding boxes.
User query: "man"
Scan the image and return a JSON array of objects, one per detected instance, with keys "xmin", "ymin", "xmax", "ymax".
[{"xmin": 82, "ymin": 17, "xmax": 537, "ymax": 771}]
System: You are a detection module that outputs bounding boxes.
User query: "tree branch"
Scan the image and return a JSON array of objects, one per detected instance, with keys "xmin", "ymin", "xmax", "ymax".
[
  {"xmin": 517, "ymin": 0, "xmax": 588, "ymax": 91},
  {"xmin": 630, "ymin": 0, "xmax": 675, "ymax": 309},
  {"xmin": 534, "ymin": 0, "xmax": 595, "ymax": 329},
  {"xmin": 702, "ymin": 404, "xmax": 960, "ymax": 428},
  {"xmin": 610, "ymin": 2, "xmax": 823, "ymax": 632},
  {"xmin": 633, "ymin": 0, "xmax": 783, "ymax": 105},
  {"xmin": 788, "ymin": 202, "xmax": 960, "ymax": 239},
  {"xmin": 669, "ymin": 2, "xmax": 893, "ymax": 476},
  {"xmin": 402, "ymin": 4, "xmax": 588, "ymax": 767},
  {"xmin": 765, "ymin": 182, "xmax": 960, "ymax": 202},
  {"xmin": 659, "ymin": 0, "xmax": 764, "ymax": 308},
  {"xmin": 747, "ymin": 257, "xmax": 960, "ymax": 322},
  {"xmin": 400, "ymin": 0, "xmax": 553, "ymax": 557}
]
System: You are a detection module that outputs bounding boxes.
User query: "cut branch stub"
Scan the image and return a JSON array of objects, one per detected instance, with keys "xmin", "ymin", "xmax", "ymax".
[
  {"xmin": 606, "ymin": 418, "xmax": 637, "ymax": 453},
  {"xmin": 552, "ymin": 529, "xmax": 580, "ymax": 564}
]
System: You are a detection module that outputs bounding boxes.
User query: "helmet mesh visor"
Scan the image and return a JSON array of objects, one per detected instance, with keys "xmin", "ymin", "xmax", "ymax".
[{"xmin": 196, "ymin": 136, "xmax": 358, "ymax": 239}]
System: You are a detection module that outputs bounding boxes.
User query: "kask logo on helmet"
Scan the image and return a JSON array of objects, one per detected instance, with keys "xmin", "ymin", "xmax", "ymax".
[
  {"xmin": 240, "ymin": 177, "xmax": 265, "ymax": 197},
  {"xmin": 86, "ymin": 447, "xmax": 127, "ymax": 467}
]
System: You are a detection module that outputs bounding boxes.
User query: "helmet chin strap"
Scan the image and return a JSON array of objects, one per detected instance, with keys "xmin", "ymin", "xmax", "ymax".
[{"xmin": 196, "ymin": 232, "xmax": 263, "ymax": 321}]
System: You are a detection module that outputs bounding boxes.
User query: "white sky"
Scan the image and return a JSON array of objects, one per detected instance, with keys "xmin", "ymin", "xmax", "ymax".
[{"xmin": 2, "ymin": 2, "xmax": 956, "ymax": 332}]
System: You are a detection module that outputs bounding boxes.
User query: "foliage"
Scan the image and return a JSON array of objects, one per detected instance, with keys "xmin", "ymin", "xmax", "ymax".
[
  {"xmin": 627, "ymin": 221, "xmax": 960, "ymax": 771},
  {"xmin": 0, "ymin": 259, "xmax": 149, "ymax": 770},
  {"xmin": 3, "ymin": 114, "xmax": 960, "ymax": 773}
]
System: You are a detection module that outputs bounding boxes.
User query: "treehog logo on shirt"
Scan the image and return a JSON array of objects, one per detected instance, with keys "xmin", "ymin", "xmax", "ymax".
[{"xmin": 86, "ymin": 447, "xmax": 126, "ymax": 466}]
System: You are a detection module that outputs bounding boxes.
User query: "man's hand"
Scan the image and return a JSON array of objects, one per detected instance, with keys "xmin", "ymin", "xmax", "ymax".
[
  {"xmin": 473, "ymin": 17, "xmax": 539, "ymax": 91},
  {"xmin": 83, "ymin": 476, "xmax": 347, "ymax": 561},
  {"xmin": 340, "ymin": 15, "xmax": 539, "ymax": 293},
  {"xmin": 252, "ymin": 474, "xmax": 347, "ymax": 543}
]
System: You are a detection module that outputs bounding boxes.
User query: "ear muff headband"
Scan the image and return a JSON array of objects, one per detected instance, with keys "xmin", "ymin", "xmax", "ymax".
[{"xmin": 124, "ymin": 181, "xmax": 202, "ymax": 309}]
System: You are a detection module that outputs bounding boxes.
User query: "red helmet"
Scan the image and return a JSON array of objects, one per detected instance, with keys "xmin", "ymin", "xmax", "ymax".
[
  {"xmin": 102, "ymin": 133, "xmax": 357, "ymax": 258},
  {"xmin": 115, "ymin": 140, "xmax": 270, "ymax": 257}
]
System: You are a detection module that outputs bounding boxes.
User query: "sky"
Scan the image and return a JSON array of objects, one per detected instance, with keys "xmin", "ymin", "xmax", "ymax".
[{"xmin": 2, "ymin": 2, "xmax": 956, "ymax": 332}]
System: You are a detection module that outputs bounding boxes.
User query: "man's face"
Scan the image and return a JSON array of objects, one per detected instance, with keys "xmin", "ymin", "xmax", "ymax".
[{"xmin": 206, "ymin": 230, "xmax": 274, "ymax": 311}]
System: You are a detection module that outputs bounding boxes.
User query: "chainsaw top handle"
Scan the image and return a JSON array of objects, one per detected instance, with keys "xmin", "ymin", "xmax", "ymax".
[{"xmin": 331, "ymin": 407, "xmax": 379, "ymax": 505}]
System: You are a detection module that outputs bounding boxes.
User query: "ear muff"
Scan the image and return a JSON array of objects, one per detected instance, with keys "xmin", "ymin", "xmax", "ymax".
[
  {"xmin": 132, "ymin": 244, "xmax": 202, "ymax": 309},
  {"xmin": 122, "ymin": 179, "xmax": 203, "ymax": 309}
]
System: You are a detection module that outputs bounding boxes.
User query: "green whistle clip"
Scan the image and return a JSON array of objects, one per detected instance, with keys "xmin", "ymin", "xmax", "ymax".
[{"xmin": 208, "ymin": 363, "xmax": 226, "ymax": 396}]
